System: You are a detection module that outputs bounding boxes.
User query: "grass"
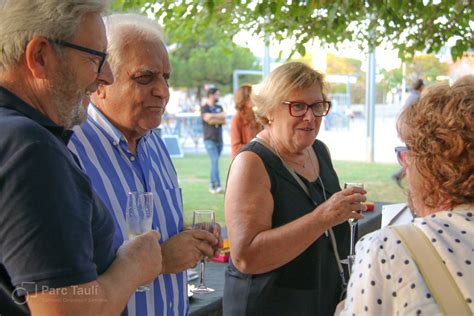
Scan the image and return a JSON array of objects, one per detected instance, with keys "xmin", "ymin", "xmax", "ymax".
[{"xmin": 172, "ymin": 154, "xmax": 406, "ymax": 227}]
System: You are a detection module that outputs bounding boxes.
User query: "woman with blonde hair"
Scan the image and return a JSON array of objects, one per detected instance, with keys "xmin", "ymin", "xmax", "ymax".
[
  {"xmin": 230, "ymin": 84, "xmax": 263, "ymax": 159},
  {"xmin": 224, "ymin": 62, "xmax": 366, "ymax": 315}
]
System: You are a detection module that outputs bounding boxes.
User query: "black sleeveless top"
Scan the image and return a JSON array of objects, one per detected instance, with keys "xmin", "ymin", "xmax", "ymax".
[{"xmin": 223, "ymin": 139, "xmax": 350, "ymax": 316}]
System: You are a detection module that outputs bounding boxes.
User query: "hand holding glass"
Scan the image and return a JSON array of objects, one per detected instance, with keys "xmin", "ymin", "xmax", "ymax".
[
  {"xmin": 344, "ymin": 182, "xmax": 365, "ymax": 274},
  {"xmin": 191, "ymin": 210, "xmax": 216, "ymax": 294},
  {"xmin": 126, "ymin": 191, "xmax": 154, "ymax": 292}
]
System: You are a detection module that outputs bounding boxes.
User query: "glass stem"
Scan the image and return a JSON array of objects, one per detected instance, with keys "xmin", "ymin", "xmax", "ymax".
[
  {"xmin": 349, "ymin": 222, "xmax": 357, "ymax": 255},
  {"xmin": 199, "ymin": 259, "xmax": 206, "ymax": 287}
]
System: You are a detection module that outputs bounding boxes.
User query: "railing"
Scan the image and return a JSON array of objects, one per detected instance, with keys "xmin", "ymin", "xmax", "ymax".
[
  {"xmin": 161, "ymin": 113, "xmax": 233, "ymax": 149},
  {"xmin": 162, "ymin": 113, "xmax": 203, "ymax": 147}
]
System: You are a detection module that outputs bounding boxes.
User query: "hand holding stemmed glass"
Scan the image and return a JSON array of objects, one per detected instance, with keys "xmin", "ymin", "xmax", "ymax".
[
  {"xmin": 344, "ymin": 182, "xmax": 366, "ymax": 274},
  {"xmin": 191, "ymin": 210, "xmax": 216, "ymax": 294},
  {"xmin": 126, "ymin": 191, "xmax": 154, "ymax": 292}
]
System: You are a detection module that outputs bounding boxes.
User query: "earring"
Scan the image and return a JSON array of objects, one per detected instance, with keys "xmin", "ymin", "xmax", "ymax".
[{"xmin": 268, "ymin": 119, "xmax": 273, "ymax": 125}]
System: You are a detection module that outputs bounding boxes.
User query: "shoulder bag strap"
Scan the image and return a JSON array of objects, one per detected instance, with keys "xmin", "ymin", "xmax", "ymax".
[{"xmin": 391, "ymin": 225, "xmax": 471, "ymax": 316}]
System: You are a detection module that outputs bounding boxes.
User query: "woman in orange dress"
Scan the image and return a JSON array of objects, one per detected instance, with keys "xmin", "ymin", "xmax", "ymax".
[{"xmin": 230, "ymin": 84, "xmax": 263, "ymax": 159}]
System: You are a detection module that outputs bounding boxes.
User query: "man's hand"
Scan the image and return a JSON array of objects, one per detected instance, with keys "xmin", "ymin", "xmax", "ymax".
[
  {"xmin": 116, "ymin": 230, "xmax": 163, "ymax": 285},
  {"xmin": 27, "ymin": 230, "xmax": 162, "ymax": 316},
  {"xmin": 161, "ymin": 227, "xmax": 222, "ymax": 274}
]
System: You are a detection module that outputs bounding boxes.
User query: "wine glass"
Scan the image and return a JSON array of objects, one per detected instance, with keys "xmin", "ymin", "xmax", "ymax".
[
  {"xmin": 191, "ymin": 210, "xmax": 215, "ymax": 294},
  {"xmin": 126, "ymin": 191, "xmax": 154, "ymax": 292},
  {"xmin": 344, "ymin": 182, "xmax": 364, "ymax": 274}
]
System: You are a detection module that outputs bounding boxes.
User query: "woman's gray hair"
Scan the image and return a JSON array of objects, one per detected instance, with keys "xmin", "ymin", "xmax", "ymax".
[
  {"xmin": 0, "ymin": 0, "xmax": 107, "ymax": 71},
  {"xmin": 103, "ymin": 13, "xmax": 166, "ymax": 75},
  {"xmin": 252, "ymin": 62, "xmax": 328, "ymax": 125}
]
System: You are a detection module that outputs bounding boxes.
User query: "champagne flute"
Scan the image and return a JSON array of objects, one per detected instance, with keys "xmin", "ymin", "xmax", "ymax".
[
  {"xmin": 191, "ymin": 210, "xmax": 215, "ymax": 294},
  {"xmin": 344, "ymin": 182, "xmax": 364, "ymax": 274},
  {"xmin": 126, "ymin": 191, "xmax": 154, "ymax": 292}
]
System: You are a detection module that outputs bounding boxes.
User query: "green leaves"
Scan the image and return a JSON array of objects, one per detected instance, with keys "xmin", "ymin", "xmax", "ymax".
[
  {"xmin": 167, "ymin": 26, "xmax": 260, "ymax": 93},
  {"xmin": 112, "ymin": 0, "xmax": 473, "ymax": 61}
]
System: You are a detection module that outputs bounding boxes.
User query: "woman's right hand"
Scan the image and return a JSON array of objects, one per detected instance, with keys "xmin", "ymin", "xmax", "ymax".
[{"xmin": 315, "ymin": 186, "xmax": 367, "ymax": 227}]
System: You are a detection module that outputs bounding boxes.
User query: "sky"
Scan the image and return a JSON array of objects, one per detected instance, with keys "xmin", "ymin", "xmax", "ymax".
[{"xmin": 233, "ymin": 29, "xmax": 403, "ymax": 73}]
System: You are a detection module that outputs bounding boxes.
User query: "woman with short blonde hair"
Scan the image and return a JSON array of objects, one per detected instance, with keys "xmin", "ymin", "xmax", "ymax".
[{"xmin": 224, "ymin": 62, "xmax": 365, "ymax": 315}]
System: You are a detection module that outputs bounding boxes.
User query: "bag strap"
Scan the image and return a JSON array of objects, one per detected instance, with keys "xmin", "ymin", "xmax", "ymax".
[
  {"xmin": 391, "ymin": 225, "xmax": 471, "ymax": 316},
  {"xmin": 252, "ymin": 137, "xmax": 311, "ymax": 195},
  {"xmin": 252, "ymin": 137, "xmax": 347, "ymax": 286}
]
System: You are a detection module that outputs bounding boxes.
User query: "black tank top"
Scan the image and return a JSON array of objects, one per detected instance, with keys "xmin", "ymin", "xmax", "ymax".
[{"xmin": 223, "ymin": 139, "xmax": 350, "ymax": 316}]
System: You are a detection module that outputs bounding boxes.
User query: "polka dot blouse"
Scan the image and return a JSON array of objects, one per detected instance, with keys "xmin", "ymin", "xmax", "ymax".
[{"xmin": 340, "ymin": 204, "xmax": 473, "ymax": 315}]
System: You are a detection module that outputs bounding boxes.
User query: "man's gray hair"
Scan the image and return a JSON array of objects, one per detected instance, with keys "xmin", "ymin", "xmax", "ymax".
[
  {"xmin": 0, "ymin": 0, "xmax": 106, "ymax": 71},
  {"xmin": 104, "ymin": 13, "xmax": 165, "ymax": 75}
]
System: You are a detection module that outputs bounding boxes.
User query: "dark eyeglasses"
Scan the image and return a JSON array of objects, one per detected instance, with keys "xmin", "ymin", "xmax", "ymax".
[
  {"xmin": 395, "ymin": 146, "xmax": 408, "ymax": 166},
  {"xmin": 282, "ymin": 100, "xmax": 331, "ymax": 117},
  {"xmin": 49, "ymin": 39, "xmax": 107, "ymax": 73}
]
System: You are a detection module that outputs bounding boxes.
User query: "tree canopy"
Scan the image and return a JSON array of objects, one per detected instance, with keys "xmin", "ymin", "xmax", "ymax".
[
  {"xmin": 113, "ymin": 0, "xmax": 473, "ymax": 61},
  {"xmin": 169, "ymin": 30, "xmax": 260, "ymax": 96}
]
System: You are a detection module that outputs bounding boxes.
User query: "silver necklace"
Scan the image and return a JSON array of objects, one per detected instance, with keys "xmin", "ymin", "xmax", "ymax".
[{"xmin": 268, "ymin": 129, "xmax": 309, "ymax": 170}]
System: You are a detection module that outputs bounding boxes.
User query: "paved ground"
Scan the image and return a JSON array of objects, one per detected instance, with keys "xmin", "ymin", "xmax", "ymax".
[
  {"xmin": 318, "ymin": 116, "xmax": 402, "ymax": 163},
  {"xmin": 180, "ymin": 115, "xmax": 402, "ymax": 164}
]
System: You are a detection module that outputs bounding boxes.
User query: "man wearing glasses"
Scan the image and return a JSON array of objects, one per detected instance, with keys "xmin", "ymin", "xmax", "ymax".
[{"xmin": 0, "ymin": 1, "xmax": 163, "ymax": 315}]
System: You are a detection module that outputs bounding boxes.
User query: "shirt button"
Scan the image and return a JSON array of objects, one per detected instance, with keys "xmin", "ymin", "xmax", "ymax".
[
  {"xmin": 169, "ymin": 301, "xmax": 173, "ymax": 308},
  {"xmin": 130, "ymin": 156, "xmax": 135, "ymax": 161},
  {"xmin": 112, "ymin": 141, "xmax": 118, "ymax": 146}
]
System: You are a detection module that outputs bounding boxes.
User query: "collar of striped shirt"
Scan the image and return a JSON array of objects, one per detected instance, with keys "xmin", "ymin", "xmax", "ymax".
[{"xmin": 87, "ymin": 102, "xmax": 152, "ymax": 145}]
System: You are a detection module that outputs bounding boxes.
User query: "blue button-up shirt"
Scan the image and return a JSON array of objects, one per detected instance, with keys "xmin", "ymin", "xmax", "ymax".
[{"xmin": 69, "ymin": 104, "xmax": 187, "ymax": 315}]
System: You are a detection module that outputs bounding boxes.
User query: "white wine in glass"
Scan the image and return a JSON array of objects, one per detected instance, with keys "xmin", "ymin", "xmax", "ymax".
[
  {"xmin": 191, "ymin": 210, "xmax": 215, "ymax": 294},
  {"xmin": 126, "ymin": 191, "xmax": 154, "ymax": 292}
]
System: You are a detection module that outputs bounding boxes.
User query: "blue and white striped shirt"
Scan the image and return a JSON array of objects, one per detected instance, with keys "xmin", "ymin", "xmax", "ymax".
[{"xmin": 69, "ymin": 104, "xmax": 187, "ymax": 316}]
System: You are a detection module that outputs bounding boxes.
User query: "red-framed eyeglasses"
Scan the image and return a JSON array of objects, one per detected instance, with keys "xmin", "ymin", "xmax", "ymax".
[
  {"xmin": 395, "ymin": 146, "xmax": 408, "ymax": 166},
  {"xmin": 282, "ymin": 100, "xmax": 331, "ymax": 117}
]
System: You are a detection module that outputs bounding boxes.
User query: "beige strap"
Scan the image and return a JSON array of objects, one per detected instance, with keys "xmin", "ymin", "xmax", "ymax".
[{"xmin": 391, "ymin": 225, "xmax": 471, "ymax": 316}]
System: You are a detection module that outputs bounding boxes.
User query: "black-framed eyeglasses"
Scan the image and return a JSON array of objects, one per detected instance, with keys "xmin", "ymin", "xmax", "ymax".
[
  {"xmin": 48, "ymin": 39, "xmax": 107, "ymax": 73},
  {"xmin": 282, "ymin": 100, "xmax": 331, "ymax": 117},
  {"xmin": 395, "ymin": 146, "xmax": 408, "ymax": 166}
]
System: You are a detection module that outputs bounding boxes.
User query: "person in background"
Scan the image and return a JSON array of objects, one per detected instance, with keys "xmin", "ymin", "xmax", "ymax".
[
  {"xmin": 201, "ymin": 86, "xmax": 226, "ymax": 193},
  {"xmin": 404, "ymin": 78, "xmax": 424, "ymax": 108},
  {"xmin": 69, "ymin": 14, "xmax": 221, "ymax": 315},
  {"xmin": 0, "ymin": 1, "xmax": 162, "ymax": 315},
  {"xmin": 224, "ymin": 62, "xmax": 366, "ymax": 315},
  {"xmin": 340, "ymin": 81, "xmax": 473, "ymax": 315},
  {"xmin": 230, "ymin": 83, "xmax": 263, "ymax": 159}
]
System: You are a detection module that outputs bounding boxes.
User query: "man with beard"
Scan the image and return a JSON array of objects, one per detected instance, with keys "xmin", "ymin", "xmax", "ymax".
[
  {"xmin": 201, "ymin": 86, "xmax": 226, "ymax": 194},
  {"xmin": 0, "ymin": 1, "xmax": 163, "ymax": 315},
  {"xmin": 68, "ymin": 14, "xmax": 222, "ymax": 315}
]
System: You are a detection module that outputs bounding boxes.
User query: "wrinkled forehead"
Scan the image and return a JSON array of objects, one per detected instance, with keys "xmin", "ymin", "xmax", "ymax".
[{"xmin": 124, "ymin": 39, "xmax": 170, "ymax": 72}]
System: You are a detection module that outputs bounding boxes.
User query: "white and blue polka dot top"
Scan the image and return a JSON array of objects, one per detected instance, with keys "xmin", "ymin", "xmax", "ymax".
[{"xmin": 341, "ymin": 204, "xmax": 473, "ymax": 315}]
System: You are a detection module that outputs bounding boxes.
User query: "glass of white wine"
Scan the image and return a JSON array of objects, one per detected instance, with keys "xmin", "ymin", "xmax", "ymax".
[
  {"xmin": 126, "ymin": 191, "xmax": 154, "ymax": 292},
  {"xmin": 344, "ymin": 182, "xmax": 364, "ymax": 274},
  {"xmin": 191, "ymin": 210, "xmax": 216, "ymax": 294}
]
